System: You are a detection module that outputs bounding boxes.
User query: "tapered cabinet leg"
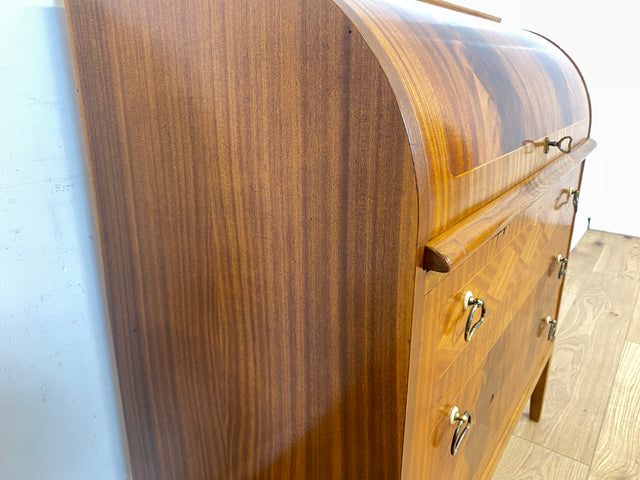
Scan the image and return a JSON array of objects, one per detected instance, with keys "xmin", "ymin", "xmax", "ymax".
[{"xmin": 529, "ymin": 359, "xmax": 551, "ymax": 422}]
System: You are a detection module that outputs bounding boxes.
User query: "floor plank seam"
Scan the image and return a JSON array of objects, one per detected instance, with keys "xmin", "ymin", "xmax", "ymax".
[
  {"xmin": 623, "ymin": 287, "xmax": 640, "ymax": 345},
  {"xmin": 510, "ymin": 432, "xmax": 592, "ymax": 469},
  {"xmin": 576, "ymin": 285, "xmax": 627, "ymax": 472},
  {"xmin": 495, "ymin": 231, "xmax": 640, "ymax": 479},
  {"xmin": 585, "ymin": 376, "xmax": 616, "ymax": 471}
]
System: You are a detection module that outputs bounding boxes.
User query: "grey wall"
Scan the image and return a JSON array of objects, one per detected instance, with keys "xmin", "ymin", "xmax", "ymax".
[{"xmin": 0, "ymin": 3, "xmax": 126, "ymax": 479}]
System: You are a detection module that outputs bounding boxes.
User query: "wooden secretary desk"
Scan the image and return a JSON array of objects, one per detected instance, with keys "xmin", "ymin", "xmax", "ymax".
[{"xmin": 65, "ymin": 0, "xmax": 595, "ymax": 478}]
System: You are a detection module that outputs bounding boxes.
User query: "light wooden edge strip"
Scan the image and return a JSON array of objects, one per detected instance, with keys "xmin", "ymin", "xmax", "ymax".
[
  {"xmin": 416, "ymin": 0, "xmax": 502, "ymax": 23},
  {"xmin": 423, "ymin": 138, "xmax": 597, "ymax": 273}
]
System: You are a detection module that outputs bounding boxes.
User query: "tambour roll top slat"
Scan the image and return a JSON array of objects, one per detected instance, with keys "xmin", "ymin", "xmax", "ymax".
[{"xmin": 336, "ymin": 0, "xmax": 592, "ymax": 246}]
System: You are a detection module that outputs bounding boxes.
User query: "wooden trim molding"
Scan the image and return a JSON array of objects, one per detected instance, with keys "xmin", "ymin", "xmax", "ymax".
[
  {"xmin": 423, "ymin": 138, "xmax": 597, "ymax": 272},
  {"xmin": 416, "ymin": 0, "xmax": 502, "ymax": 23}
]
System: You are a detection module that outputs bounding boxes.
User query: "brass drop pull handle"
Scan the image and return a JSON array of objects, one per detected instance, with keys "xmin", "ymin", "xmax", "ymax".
[
  {"xmin": 449, "ymin": 406, "xmax": 473, "ymax": 456},
  {"xmin": 544, "ymin": 316, "xmax": 557, "ymax": 341},
  {"xmin": 569, "ymin": 187, "xmax": 580, "ymax": 212},
  {"xmin": 463, "ymin": 291, "xmax": 486, "ymax": 341},
  {"xmin": 544, "ymin": 135, "xmax": 573, "ymax": 154},
  {"xmin": 556, "ymin": 254, "xmax": 568, "ymax": 279}
]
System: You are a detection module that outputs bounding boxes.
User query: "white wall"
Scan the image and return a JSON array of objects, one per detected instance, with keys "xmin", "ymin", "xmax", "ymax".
[
  {"xmin": 0, "ymin": 1, "xmax": 635, "ymax": 479},
  {"xmin": 461, "ymin": 0, "xmax": 640, "ymax": 242},
  {"xmin": 0, "ymin": 2, "xmax": 126, "ymax": 479}
]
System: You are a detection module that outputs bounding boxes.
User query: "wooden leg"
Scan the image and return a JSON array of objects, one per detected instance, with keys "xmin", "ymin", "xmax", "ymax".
[{"xmin": 529, "ymin": 359, "xmax": 551, "ymax": 422}]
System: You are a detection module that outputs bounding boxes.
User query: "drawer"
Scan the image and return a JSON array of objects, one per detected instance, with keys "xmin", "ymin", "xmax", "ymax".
[
  {"xmin": 408, "ymin": 273, "xmax": 561, "ymax": 478},
  {"xmin": 421, "ymin": 164, "xmax": 581, "ymax": 406}
]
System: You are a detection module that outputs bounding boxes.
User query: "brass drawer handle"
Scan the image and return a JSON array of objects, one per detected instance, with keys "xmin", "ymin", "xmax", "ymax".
[
  {"xmin": 544, "ymin": 316, "xmax": 557, "ymax": 341},
  {"xmin": 449, "ymin": 406, "xmax": 473, "ymax": 456},
  {"xmin": 544, "ymin": 135, "xmax": 573, "ymax": 154},
  {"xmin": 569, "ymin": 187, "xmax": 580, "ymax": 212},
  {"xmin": 556, "ymin": 254, "xmax": 568, "ymax": 279},
  {"xmin": 463, "ymin": 291, "xmax": 486, "ymax": 341}
]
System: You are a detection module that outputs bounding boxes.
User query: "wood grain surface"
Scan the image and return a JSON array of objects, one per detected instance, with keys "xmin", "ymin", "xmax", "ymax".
[
  {"xmin": 514, "ymin": 272, "xmax": 638, "ymax": 463},
  {"xmin": 592, "ymin": 232, "xmax": 640, "ymax": 281},
  {"xmin": 627, "ymin": 291, "xmax": 640, "ymax": 344},
  {"xmin": 423, "ymin": 142, "xmax": 593, "ymax": 272},
  {"xmin": 588, "ymin": 341, "xmax": 640, "ymax": 479},
  {"xmin": 336, "ymin": 0, "xmax": 591, "ymax": 239},
  {"xmin": 421, "ymin": 164, "xmax": 579, "ymax": 405},
  {"xmin": 64, "ymin": 0, "xmax": 596, "ymax": 478},
  {"xmin": 528, "ymin": 359, "xmax": 550, "ymax": 423},
  {"xmin": 402, "ymin": 163, "xmax": 582, "ymax": 478},
  {"xmin": 406, "ymin": 275, "xmax": 556, "ymax": 479},
  {"xmin": 416, "ymin": 0, "xmax": 502, "ymax": 23},
  {"xmin": 65, "ymin": 0, "xmax": 419, "ymax": 478},
  {"xmin": 490, "ymin": 231, "xmax": 640, "ymax": 480},
  {"xmin": 492, "ymin": 436, "xmax": 589, "ymax": 480},
  {"xmin": 562, "ymin": 233, "xmax": 607, "ymax": 295}
]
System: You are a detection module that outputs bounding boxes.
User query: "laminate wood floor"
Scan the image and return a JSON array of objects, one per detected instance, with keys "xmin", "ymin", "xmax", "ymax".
[{"xmin": 492, "ymin": 230, "xmax": 640, "ymax": 480}]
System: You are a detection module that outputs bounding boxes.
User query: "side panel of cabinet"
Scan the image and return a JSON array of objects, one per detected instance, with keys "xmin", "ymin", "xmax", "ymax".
[{"xmin": 64, "ymin": 1, "xmax": 419, "ymax": 478}]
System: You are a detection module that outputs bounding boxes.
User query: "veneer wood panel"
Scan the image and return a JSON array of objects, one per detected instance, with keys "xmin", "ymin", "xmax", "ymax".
[
  {"xmin": 65, "ymin": 1, "xmax": 418, "ymax": 477},
  {"xmin": 423, "ymin": 141, "xmax": 593, "ymax": 272},
  {"xmin": 336, "ymin": 0, "xmax": 591, "ymax": 239},
  {"xmin": 407, "ymin": 275, "xmax": 557, "ymax": 479},
  {"xmin": 64, "ymin": 0, "xmax": 595, "ymax": 477},
  {"xmin": 529, "ymin": 360, "xmax": 551, "ymax": 423},
  {"xmin": 419, "ymin": 165, "xmax": 578, "ymax": 407},
  {"xmin": 416, "ymin": 0, "xmax": 501, "ymax": 23}
]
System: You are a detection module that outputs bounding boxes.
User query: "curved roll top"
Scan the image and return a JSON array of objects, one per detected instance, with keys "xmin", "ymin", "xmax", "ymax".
[{"xmin": 335, "ymin": 0, "xmax": 592, "ymax": 246}]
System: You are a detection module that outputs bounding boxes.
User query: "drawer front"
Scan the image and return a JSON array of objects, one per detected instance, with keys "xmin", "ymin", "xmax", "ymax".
[
  {"xmin": 422, "ymin": 164, "xmax": 581, "ymax": 407},
  {"xmin": 401, "ymin": 163, "xmax": 583, "ymax": 478},
  {"xmin": 408, "ymin": 274, "xmax": 561, "ymax": 479}
]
